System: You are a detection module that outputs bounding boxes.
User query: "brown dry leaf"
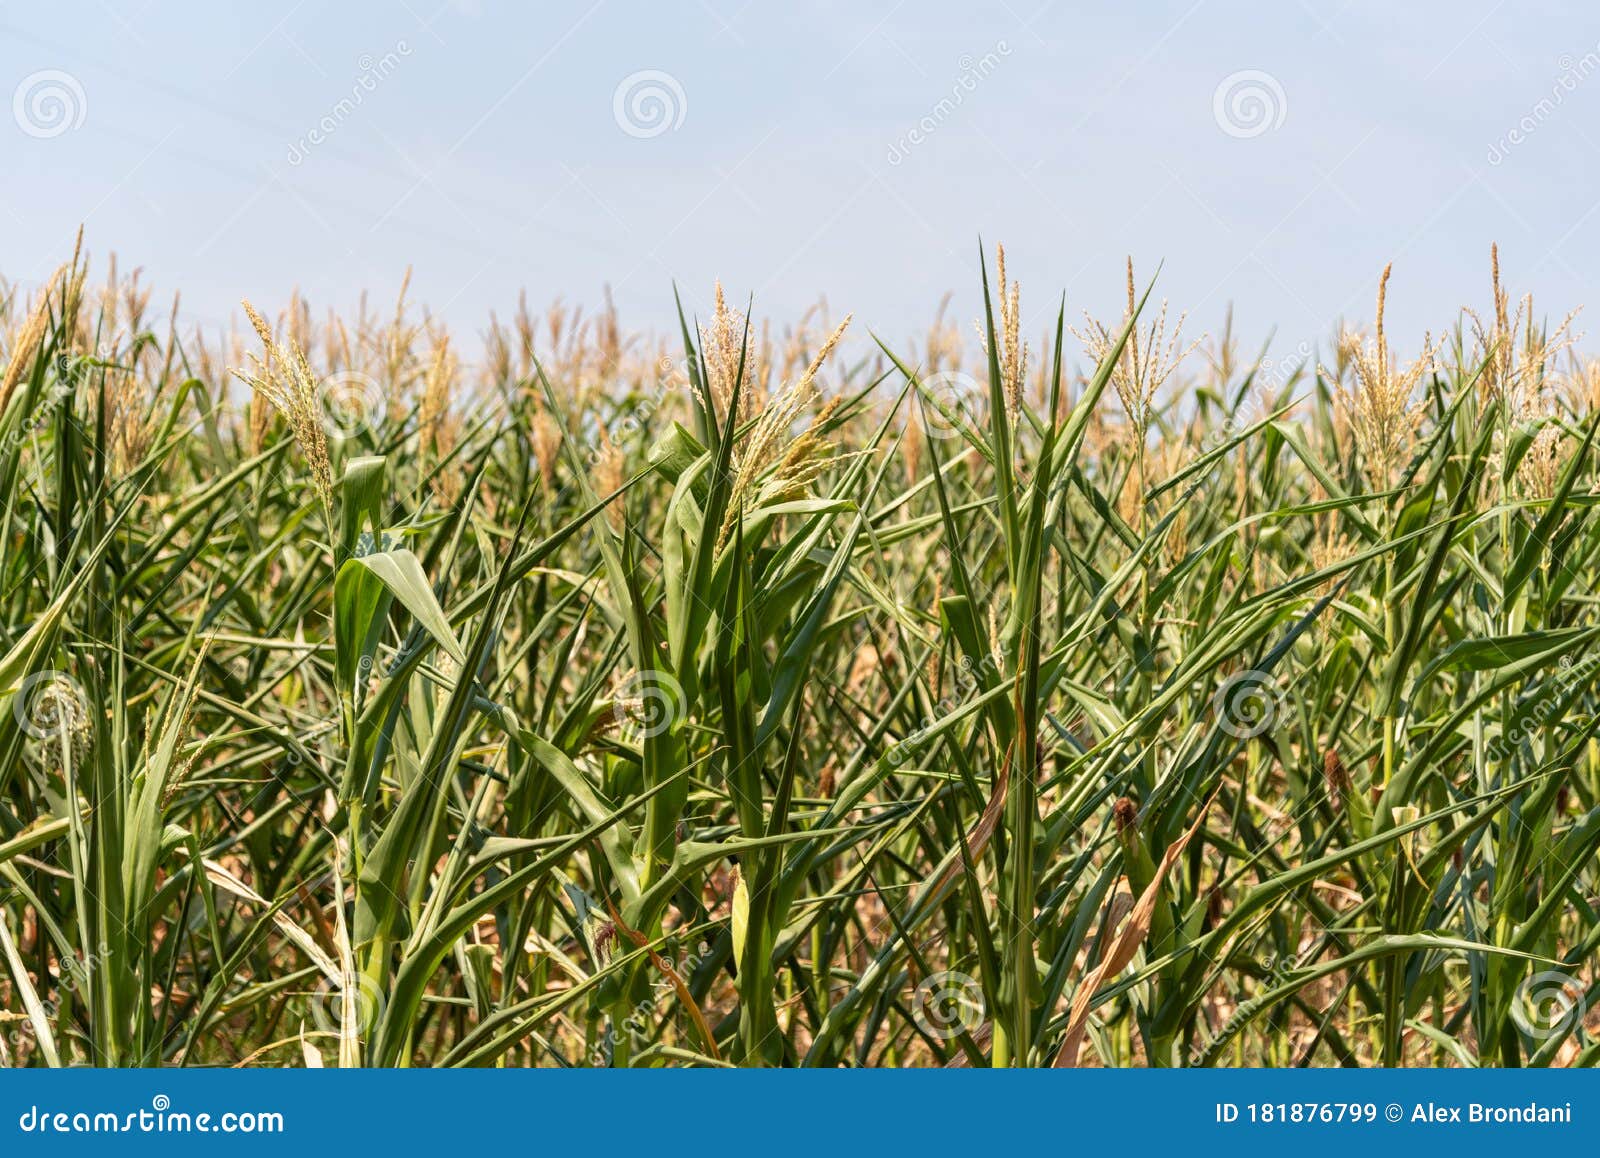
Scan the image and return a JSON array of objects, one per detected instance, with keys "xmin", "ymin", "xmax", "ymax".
[{"xmin": 1054, "ymin": 797, "xmax": 1213, "ymax": 1066}]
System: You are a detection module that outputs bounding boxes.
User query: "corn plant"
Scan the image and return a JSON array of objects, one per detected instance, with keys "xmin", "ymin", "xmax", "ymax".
[{"xmin": 0, "ymin": 240, "xmax": 1596, "ymax": 1068}]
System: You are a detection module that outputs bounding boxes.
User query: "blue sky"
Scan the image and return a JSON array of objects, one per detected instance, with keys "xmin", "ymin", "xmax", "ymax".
[{"xmin": 3, "ymin": 1, "xmax": 1599, "ymax": 367}]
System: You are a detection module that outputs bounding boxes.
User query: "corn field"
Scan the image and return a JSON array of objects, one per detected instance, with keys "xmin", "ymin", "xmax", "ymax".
[{"xmin": 1, "ymin": 237, "xmax": 1598, "ymax": 1068}]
